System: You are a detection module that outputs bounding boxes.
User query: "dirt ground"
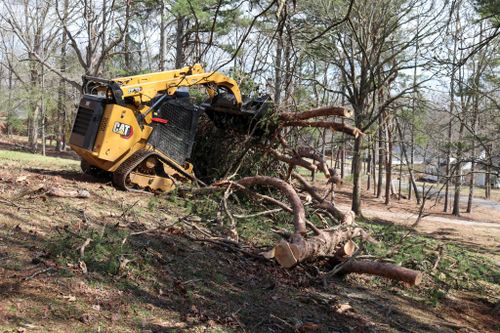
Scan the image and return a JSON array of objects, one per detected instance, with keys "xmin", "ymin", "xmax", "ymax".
[{"xmin": 0, "ymin": 147, "xmax": 498, "ymax": 333}]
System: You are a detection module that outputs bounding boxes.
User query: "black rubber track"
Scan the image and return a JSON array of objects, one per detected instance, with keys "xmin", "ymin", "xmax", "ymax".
[
  {"xmin": 112, "ymin": 148, "xmax": 197, "ymax": 191},
  {"xmin": 112, "ymin": 149, "xmax": 154, "ymax": 191}
]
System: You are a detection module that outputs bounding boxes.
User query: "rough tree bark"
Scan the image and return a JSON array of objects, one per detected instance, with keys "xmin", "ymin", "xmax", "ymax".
[
  {"xmin": 159, "ymin": 0, "xmax": 166, "ymax": 71},
  {"xmin": 351, "ymin": 135, "xmax": 363, "ymax": 215},
  {"xmin": 279, "ymin": 106, "xmax": 352, "ymax": 120},
  {"xmin": 282, "ymin": 120, "xmax": 362, "ymax": 138},
  {"xmin": 377, "ymin": 115, "xmax": 384, "ymax": 198},
  {"xmin": 56, "ymin": 0, "xmax": 69, "ymax": 151},
  {"xmin": 339, "ymin": 260, "xmax": 422, "ymax": 286},
  {"xmin": 385, "ymin": 115, "xmax": 393, "ymax": 205}
]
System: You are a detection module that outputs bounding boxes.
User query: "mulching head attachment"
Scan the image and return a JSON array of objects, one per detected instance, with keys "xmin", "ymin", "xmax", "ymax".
[{"xmin": 202, "ymin": 94, "xmax": 273, "ymax": 136}]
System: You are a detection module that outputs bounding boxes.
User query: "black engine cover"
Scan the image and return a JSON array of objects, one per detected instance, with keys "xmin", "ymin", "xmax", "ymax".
[{"xmin": 70, "ymin": 95, "xmax": 107, "ymax": 151}]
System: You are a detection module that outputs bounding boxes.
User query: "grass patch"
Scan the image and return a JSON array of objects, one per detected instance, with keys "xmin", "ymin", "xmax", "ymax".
[
  {"xmin": 47, "ymin": 225, "xmax": 133, "ymax": 275},
  {"xmin": 0, "ymin": 149, "xmax": 79, "ymax": 169},
  {"xmin": 236, "ymin": 211, "xmax": 291, "ymax": 245},
  {"xmin": 181, "ymin": 192, "xmax": 295, "ymax": 246},
  {"xmin": 359, "ymin": 218, "xmax": 499, "ymax": 305}
]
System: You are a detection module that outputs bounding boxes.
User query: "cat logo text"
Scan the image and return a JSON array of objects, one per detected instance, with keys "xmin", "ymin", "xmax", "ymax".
[{"xmin": 112, "ymin": 122, "xmax": 133, "ymax": 139}]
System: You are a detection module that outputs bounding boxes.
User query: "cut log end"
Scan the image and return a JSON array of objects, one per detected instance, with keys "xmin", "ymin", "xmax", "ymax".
[
  {"xmin": 343, "ymin": 240, "xmax": 356, "ymax": 256},
  {"xmin": 274, "ymin": 240, "xmax": 299, "ymax": 268}
]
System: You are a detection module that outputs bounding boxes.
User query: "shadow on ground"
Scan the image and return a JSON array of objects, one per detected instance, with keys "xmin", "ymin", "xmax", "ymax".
[{"xmin": 1, "ymin": 222, "xmax": 474, "ymax": 333}]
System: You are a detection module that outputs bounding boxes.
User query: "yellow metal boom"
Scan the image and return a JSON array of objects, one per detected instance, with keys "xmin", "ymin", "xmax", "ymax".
[{"xmin": 110, "ymin": 63, "xmax": 242, "ymax": 105}]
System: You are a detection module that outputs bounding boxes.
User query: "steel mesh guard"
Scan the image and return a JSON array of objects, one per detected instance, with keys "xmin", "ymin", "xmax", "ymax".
[{"xmin": 147, "ymin": 97, "xmax": 201, "ymax": 164}]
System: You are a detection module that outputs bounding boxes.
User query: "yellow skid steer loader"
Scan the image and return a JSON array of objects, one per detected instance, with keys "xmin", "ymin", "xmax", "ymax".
[{"xmin": 69, "ymin": 64, "xmax": 269, "ymax": 192}]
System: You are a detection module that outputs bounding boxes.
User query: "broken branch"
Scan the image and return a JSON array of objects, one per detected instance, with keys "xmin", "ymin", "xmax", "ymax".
[
  {"xmin": 338, "ymin": 260, "xmax": 423, "ymax": 286},
  {"xmin": 279, "ymin": 106, "xmax": 352, "ymax": 121},
  {"xmin": 282, "ymin": 120, "xmax": 363, "ymax": 138}
]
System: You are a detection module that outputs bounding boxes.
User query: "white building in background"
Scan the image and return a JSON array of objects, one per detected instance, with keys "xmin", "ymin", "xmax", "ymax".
[
  {"xmin": 436, "ymin": 154, "xmax": 500, "ymax": 189},
  {"xmin": 470, "ymin": 169, "xmax": 500, "ymax": 188}
]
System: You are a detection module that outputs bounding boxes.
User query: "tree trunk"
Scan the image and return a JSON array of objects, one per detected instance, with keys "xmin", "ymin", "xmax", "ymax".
[
  {"xmin": 409, "ymin": 128, "xmax": 414, "ymax": 201},
  {"xmin": 274, "ymin": 226, "xmax": 362, "ymax": 268},
  {"xmin": 444, "ymin": 120, "xmax": 452, "ymax": 212},
  {"xmin": 485, "ymin": 169, "xmax": 491, "ymax": 199},
  {"xmin": 56, "ymin": 0, "xmax": 68, "ymax": 151},
  {"xmin": 283, "ymin": 29, "xmax": 293, "ymax": 105},
  {"xmin": 366, "ymin": 137, "xmax": 371, "ymax": 191},
  {"xmin": 100, "ymin": 0, "xmax": 107, "ymax": 73},
  {"xmin": 372, "ymin": 138, "xmax": 377, "ymax": 195},
  {"xmin": 398, "ymin": 139, "xmax": 403, "ymax": 200},
  {"xmin": 452, "ymin": 122, "xmax": 464, "ymax": 216},
  {"xmin": 385, "ymin": 117, "xmax": 393, "ymax": 205},
  {"xmin": 445, "ymin": 10, "xmax": 459, "ymax": 213},
  {"xmin": 274, "ymin": 18, "xmax": 284, "ymax": 107},
  {"xmin": 377, "ymin": 115, "xmax": 384, "ymax": 198},
  {"xmin": 6, "ymin": 53, "xmax": 13, "ymax": 136},
  {"xmin": 466, "ymin": 144, "xmax": 476, "ymax": 213},
  {"xmin": 351, "ymin": 135, "xmax": 363, "ymax": 215},
  {"xmin": 159, "ymin": 0, "xmax": 166, "ymax": 71},
  {"xmin": 340, "ymin": 119, "xmax": 346, "ymax": 179},
  {"xmin": 124, "ymin": 3, "xmax": 131, "ymax": 72},
  {"xmin": 467, "ymin": 27, "xmax": 484, "ymax": 212},
  {"xmin": 395, "ymin": 121, "xmax": 420, "ymax": 204},
  {"xmin": 175, "ymin": 16, "xmax": 185, "ymax": 68},
  {"xmin": 41, "ymin": 66, "xmax": 46, "ymax": 156},
  {"xmin": 485, "ymin": 146, "xmax": 492, "ymax": 199},
  {"xmin": 452, "ymin": 58, "xmax": 466, "ymax": 216},
  {"xmin": 409, "ymin": 25, "xmax": 419, "ymax": 201},
  {"xmin": 27, "ymin": 29, "xmax": 41, "ymax": 152}
]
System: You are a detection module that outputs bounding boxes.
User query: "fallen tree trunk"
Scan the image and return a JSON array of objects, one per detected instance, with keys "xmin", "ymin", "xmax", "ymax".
[
  {"xmin": 295, "ymin": 146, "xmax": 331, "ymax": 177},
  {"xmin": 273, "ymin": 226, "xmax": 372, "ymax": 268},
  {"xmin": 279, "ymin": 106, "xmax": 352, "ymax": 121},
  {"xmin": 339, "ymin": 260, "xmax": 423, "ymax": 286},
  {"xmin": 282, "ymin": 120, "xmax": 363, "ymax": 138},
  {"xmin": 194, "ymin": 175, "xmax": 422, "ymax": 286},
  {"xmin": 266, "ymin": 148, "xmax": 318, "ymax": 173},
  {"xmin": 292, "ymin": 172, "xmax": 345, "ymax": 221}
]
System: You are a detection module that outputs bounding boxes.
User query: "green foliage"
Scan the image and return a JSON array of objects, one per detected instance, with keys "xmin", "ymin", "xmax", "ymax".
[
  {"xmin": 190, "ymin": 113, "xmax": 285, "ymax": 183},
  {"xmin": 147, "ymin": 196, "xmax": 161, "ymax": 211},
  {"xmin": 5, "ymin": 114, "xmax": 24, "ymax": 134},
  {"xmin": 171, "ymin": 0, "xmax": 244, "ymax": 30},
  {"xmin": 474, "ymin": 0, "xmax": 500, "ymax": 27},
  {"xmin": 47, "ymin": 226, "xmax": 133, "ymax": 275},
  {"xmin": 228, "ymin": 68, "xmax": 259, "ymax": 97}
]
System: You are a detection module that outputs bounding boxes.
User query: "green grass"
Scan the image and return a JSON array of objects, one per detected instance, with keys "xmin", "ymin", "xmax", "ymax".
[
  {"xmin": 0, "ymin": 149, "xmax": 79, "ymax": 169},
  {"xmin": 359, "ymin": 218, "xmax": 499, "ymax": 305},
  {"xmin": 48, "ymin": 225, "xmax": 133, "ymax": 275},
  {"xmin": 295, "ymin": 166, "xmax": 327, "ymax": 180},
  {"xmin": 236, "ymin": 212, "xmax": 291, "ymax": 245}
]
